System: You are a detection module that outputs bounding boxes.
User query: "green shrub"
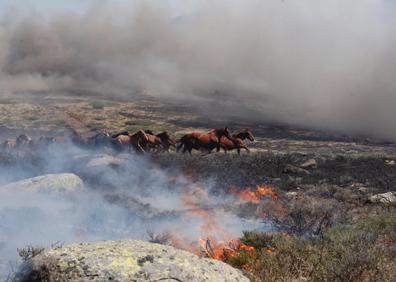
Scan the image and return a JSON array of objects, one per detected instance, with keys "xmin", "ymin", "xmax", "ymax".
[{"xmin": 229, "ymin": 214, "xmax": 396, "ymax": 282}]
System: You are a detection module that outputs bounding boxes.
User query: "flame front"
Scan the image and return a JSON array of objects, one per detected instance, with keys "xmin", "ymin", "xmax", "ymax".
[
  {"xmin": 199, "ymin": 237, "xmax": 255, "ymax": 261},
  {"xmin": 230, "ymin": 185, "xmax": 277, "ymax": 203},
  {"xmin": 167, "ymin": 182, "xmax": 272, "ymax": 263}
]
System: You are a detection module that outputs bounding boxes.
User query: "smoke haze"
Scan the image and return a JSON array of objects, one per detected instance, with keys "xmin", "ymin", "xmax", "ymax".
[
  {"xmin": 0, "ymin": 143, "xmax": 263, "ymax": 278},
  {"xmin": 0, "ymin": 0, "xmax": 395, "ymax": 139}
]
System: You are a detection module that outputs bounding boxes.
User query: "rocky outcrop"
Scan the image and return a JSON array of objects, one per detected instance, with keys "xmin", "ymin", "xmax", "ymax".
[
  {"xmin": 368, "ymin": 192, "xmax": 396, "ymax": 204},
  {"xmin": 0, "ymin": 173, "xmax": 83, "ymax": 193},
  {"xmin": 15, "ymin": 240, "xmax": 249, "ymax": 282}
]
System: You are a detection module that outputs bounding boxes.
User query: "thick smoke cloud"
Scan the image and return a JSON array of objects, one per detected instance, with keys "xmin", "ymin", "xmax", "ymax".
[
  {"xmin": 0, "ymin": 143, "xmax": 263, "ymax": 278},
  {"xmin": 0, "ymin": 0, "xmax": 396, "ymax": 140}
]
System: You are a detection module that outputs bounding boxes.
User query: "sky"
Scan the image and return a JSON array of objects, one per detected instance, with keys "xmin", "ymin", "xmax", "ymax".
[{"xmin": 0, "ymin": 0, "xmax": 92, "ymax": 14}]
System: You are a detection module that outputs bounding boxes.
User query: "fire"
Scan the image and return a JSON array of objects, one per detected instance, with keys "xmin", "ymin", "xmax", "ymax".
[
  {"xmin": 166, "ymin": 180, "xmax": 271, "ymax": 263},
  {"xmin": 230, "ymin": 185, "xmax": 277, "ymax": 203},
  {"xmin": 180, "ymin": 184, "xmax": 229, "ymax": 239},
  {"xmin": 199, "ymin": 237, "xmax": 255, "ymax": 261}
]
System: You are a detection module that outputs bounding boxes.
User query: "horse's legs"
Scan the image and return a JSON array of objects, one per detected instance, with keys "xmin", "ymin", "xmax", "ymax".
[
  {"xmin": 220, "ymin": 144, "xmax": 227, "ymax": 154},
  {"xmin": 237, "ymin": 148, "xmax": 241, "ymax": 156}
]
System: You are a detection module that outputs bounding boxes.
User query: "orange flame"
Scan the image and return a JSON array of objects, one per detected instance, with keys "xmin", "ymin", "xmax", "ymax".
[
  {"xmin": 230, "ymin": 185, "xmax": 277, "ymax": 203},
  {"xmin": 167, "ymin": 180, "xmax": 270, "ymax": 263},
  {"xmin": 199, "ymin": 237, "xmax": 256, "ymax": 261}
]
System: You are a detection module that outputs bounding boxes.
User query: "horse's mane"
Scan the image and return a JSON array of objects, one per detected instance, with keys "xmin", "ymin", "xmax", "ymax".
[
  {"xmin": 156, "ymin": 131, "xmax": 169, "ymax": 138},
  {"xmin": 233, "ymin": 132, "xmax": 246, "ymax": 139},
  {"xmin": 233, "ymin": 130, "xmax": 253, "ymax": 140}
]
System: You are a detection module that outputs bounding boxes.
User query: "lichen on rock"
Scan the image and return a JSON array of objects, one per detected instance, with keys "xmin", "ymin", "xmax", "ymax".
[{"xmin": 15, "ymin": 240, "xmax": 249, "ymax": 282}]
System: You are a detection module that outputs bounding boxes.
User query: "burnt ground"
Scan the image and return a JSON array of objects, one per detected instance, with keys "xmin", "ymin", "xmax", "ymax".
[
  {"xmin": 1, "ymin": 93, "xmax": 396, "ymax": 211},
  {"xmin": 1, "ymin": 93, "xmax": 395, "ymax": 281}
]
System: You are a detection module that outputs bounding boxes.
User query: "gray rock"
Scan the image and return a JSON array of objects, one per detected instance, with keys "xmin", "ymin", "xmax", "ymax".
[
  {"xmin": 369, "ymin": 192, "xmax": 396, "ymax": 204},
  {"xmin": 300, "ymin": 158, "xmax": 317, "ymax": 169},
  {"xmin": 15, "ymin": 240, "xmax": 249, "ymax": 282},
  {"xmin": 283, "ymin": 164, "xmax": 310, "ymax": 175},
  {"xmin": 285, "ymin": 191, "xmax": 298, "ymax": 198},
  {"xmin": 0, "ymin": 173, "xmax": 83, "ymax": 194}
]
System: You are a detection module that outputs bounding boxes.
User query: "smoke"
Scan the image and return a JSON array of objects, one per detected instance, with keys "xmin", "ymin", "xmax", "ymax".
[
  {"xmin": 0, "ymin": 0, "xmax": 396, "ymax": 140},
  {"xmin": 0, "ymin": 143, "xmax": 264, "ymax": 278}
]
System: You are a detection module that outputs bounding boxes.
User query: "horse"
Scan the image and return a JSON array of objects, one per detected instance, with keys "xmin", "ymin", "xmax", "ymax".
[
  {"xmin": 176, "ymin": 127, "xmax": 232, "ymax": 154},
  {"xmin": 112, "ymin": 130, "xmax": 149, "ymax": 153},
  {"xmin": 156, "ymin": 131, "xmax": 176, "ymax": 152},
  {"xmin": 142, "ymin": 131, "xmax": 176, "ymax": 153},
  {"xmin": 141, "ymin": 131, "xmax": 163, "ymax": 152},
  {"xmin": 31, "ymin": 136, "xmax": 57, "ymax": 150},
  {"xmin": 2, "ymin": 134, "xmax": 32, "ymax": 150},
  {"xmin": 111, "ymin": 131, "xmax": 130, "ymax": 138},
  {"xmin": 217, "ymin": 129, "xmax": 255, "ymax": 155},
  {"xmin": 87, "ymin": 129, "xmax": 111, "ymax": 147}
]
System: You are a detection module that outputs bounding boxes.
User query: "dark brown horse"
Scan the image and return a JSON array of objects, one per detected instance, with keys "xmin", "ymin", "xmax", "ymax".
[
  {"xmin": 112, "ymin": 130, "xmax": 149, "ymax": 153},
  {"xmin": 156, "ymin": 131, "xmax": 176, "ymax": 152},
  {"xmin": 176, "ymin": 127, "xmax": 232, "ymax": 154},
  {"xmin": 217, "ymin": 129, "xmax": 255, "ymax": 155}
]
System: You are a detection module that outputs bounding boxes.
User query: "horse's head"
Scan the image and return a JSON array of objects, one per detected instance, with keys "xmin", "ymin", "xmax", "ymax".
[
  {"xmin": 244, "ymin": 129, "xmax": 255, "ymax": 141},
  {"xmin": 158, "ymin": 131, "xmax": 176, "ymax": 144},
  {"xmin": 16, "ymin": 134, "xmax": 32, "ymax": 145},
  {"xmin": 100, "ymin": 129, "xmax": 111, "ymax": 137},
  {"xmin": 137, "ymin": 130, "xmax": 149, "ymax": 142},
  {"xmin": 215, "ymin": 127, "xmax": 232, "ymax": 139}
]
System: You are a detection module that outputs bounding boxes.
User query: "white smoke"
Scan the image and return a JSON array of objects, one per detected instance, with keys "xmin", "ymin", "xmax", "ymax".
[
  {"xmin": 0, "ymin": 143, "xmax": 264, "ymax": 278},
  {"xmin": 0, "ymin": 0, "xmax": 395, "ymax": 139}
]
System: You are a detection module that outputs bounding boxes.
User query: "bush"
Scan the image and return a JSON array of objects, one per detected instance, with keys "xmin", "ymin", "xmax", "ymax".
[{"xmin": 229, "ymin": 214, "xmax": 396, "ymax": 282}]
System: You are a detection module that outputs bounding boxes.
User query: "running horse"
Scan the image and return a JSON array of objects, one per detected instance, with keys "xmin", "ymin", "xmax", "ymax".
[
  {"xmin": 176, "ymin": 127, "xmax": 232, "ymax": 154},
  {"xmin": 142, "ymin": 131, "xmax": 176, "ymax": 153},
  {"xmin": 112, "ymin": 130, "xmax": 149, "ymax": 153},
  {"xmin": 217, "ymin": 129, "xmax": 255, "ymax": 155}
]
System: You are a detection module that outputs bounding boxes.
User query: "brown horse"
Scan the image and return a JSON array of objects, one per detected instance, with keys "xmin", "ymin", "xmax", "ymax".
[
  {"xmin": 156, "ymin": 131, "xmax": 176, "ymax": 152},
  {"xmin": 139, "ymin": 131, "xmax": 176, "ymax": 153},
  {"xmin": 141, "ymin": 131, "xmax": 163, "ymax": 152},
  {"xmin": 112, "ymin": 130, "xmax": 149, "ymax": 153},
  {"xmin": 2, "ymin": 134, "xmax": 32, "ymax": 150},
  {"xmin": 176, "ymin": 127, "xmax": 232, "ymax": 154},
  {"xmin": 217, "ymin": 129, "xmax": 255, "ymax": 155}
]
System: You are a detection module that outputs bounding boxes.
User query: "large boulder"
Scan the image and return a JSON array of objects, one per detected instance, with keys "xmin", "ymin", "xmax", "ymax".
[
  {"xmin": 368, "ymin": 192, "xmax": 396, "ymax": 204},
  {"xmin": 0, "ymin": 173, "xmax": 83, "ymax": 193},
  {"xmin": 15, "ymin": 240, "xmax": 249, "ymax": 282}
]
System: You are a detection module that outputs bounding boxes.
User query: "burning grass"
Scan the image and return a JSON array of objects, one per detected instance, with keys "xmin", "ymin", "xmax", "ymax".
[{"xmin": 229, "ymin": 212, "xmax": 396, "ymax": 282}]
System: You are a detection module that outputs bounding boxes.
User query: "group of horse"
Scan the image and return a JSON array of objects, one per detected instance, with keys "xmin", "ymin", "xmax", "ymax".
[{"xmin": 1, "ymin": 127, "xmax": 255, "ymax": 155}]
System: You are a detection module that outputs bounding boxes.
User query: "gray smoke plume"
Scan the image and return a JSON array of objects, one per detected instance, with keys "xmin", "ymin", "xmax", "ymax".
[
  {"xmin": 0, "ymin": 142, "xmax": 264, "ymax": 278},
  {"xmin": 0, "ymin": 0, "xmax": 396, "ymax": 140}
]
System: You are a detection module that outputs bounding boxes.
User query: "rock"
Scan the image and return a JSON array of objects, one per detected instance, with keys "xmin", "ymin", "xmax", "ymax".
[
  {"xmin": 15, "ymin": 240, "xmax": 249, "ymax": 282},
  {"xmin": 385, "ymin": 160, "xmax": 396, "ymax": 166},
  {"xmin": 285, "ymin": 191, "xmax": 298, "ymax": 198},
  {"xmin": 358, "ymin": 187, "xmax": 369, "ymax": 193},
  {"xmin": 368, "ymin": 192, "xmax": 396, "ymax": 204},
  {"xmin": 300, "ymin": 158, "xmax": 317, "ymax": 169},
  {"xmin": 283, "ymin": 164, "xmax": 310, "ymax": 175},
  {"xmin": 0, "ymin": 173, "xmax": 83, "ymax": 194}
]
